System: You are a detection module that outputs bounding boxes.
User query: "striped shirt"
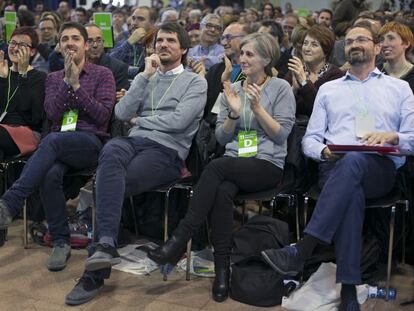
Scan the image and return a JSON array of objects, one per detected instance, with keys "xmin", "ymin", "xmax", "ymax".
[{"xmin": 44, "ymin": 62, "xmax": 116, "ymax": 140}]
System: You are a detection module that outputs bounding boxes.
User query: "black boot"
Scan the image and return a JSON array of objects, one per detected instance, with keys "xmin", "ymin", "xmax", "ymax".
[
  {"xmin": 212, "ymin": 265, "xmax": 230, "ymax": 302},
  {"xmin": 148, "ymin": 235, "xmax": 188, "ymax": 266}
]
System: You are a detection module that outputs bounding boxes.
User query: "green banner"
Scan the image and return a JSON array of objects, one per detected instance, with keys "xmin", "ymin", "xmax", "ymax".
[
  {"xmin": 93, "ymin": 13, "xmax": 114, "ymax": 49},
  {"xmin": 296, "ymin": 8, "xmax": 309, "ymax": 17},
  {"xmin": 5, "ymin": 12, "xmax": 17, "ymax": 44}
]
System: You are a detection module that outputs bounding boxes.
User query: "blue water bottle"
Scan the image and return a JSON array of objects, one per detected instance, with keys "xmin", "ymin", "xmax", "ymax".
[{"xmin": 368, "ymin": 286, "xmax": 397, "ymax": 300}]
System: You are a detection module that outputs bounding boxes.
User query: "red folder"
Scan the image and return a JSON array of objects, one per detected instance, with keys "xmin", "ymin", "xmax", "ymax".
[{"xmin": 327, "ymin": 144, "xmax": 400, "ymax": 154}]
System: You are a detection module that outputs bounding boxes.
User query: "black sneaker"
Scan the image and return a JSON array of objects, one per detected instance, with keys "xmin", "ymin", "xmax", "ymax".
[
  {"xmin": 261, "ymin": 245, "xmax": 305, "ymax": 276},
  {"xmin": 85, "ymin": 243, "xmax": 121, "ymax": 271},
  {"xmin": 65, "ymin": 275, "xmax": 104, "ymax": 306}
]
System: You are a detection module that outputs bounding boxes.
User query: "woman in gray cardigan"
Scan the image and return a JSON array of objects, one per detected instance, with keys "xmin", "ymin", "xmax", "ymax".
[{"xmin": 149, "ymin": 33, "xmax": 296, "ymax": 302}]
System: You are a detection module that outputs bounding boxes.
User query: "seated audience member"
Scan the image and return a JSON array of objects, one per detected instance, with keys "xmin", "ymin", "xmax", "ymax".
[
  {"xmin": 112, "ymin": 9, "xmax": 128, "ymax": 46},
  {"xmin": 0, "ymin": 26, "xmax": 46, "ymax": 159},
  {"xmin": 148, "ymin": 32, "xmax": 295, "ymax": 303},
  {"xmin": 261, "ymin": 2, "xmax": 275, "ymax": 20},
  {"xmin": 85, "ymin": 24, "xmax": 129, "ymax": 91},
  {"xmin": 187, "ymin": 23, "xmax": 201, "ymax": 48},
  {"xmin": 379, "ymin": 21, "xmax": 414, "ymax": 90},
  {"xmin": 32, "ymin": 17, "xmax": 58, "ymax": 73},
  {"xmin": 285, "ymin": 25, "xmax": 344, "ymax": 118},
  {"xmin": 205, "ymin": 22, "xmax": 249, "ymax": 121},
  {"xmin": 110, "ymin": 6, "xmax": 155, "ymax": 79},
  {"xmin": 317, "ymin": 8, "xmax": 333, "ymax": 27},
  {"xmin": 160, "ymin": 9, "xmax": 179, "ymax": 24},
  {"xmin": 64, "ymin": 22, "xmax": 207, "ymax": 306},
  {"xmin": 187, "ymin": 14, "xmax": 224, "ymax": 71},
  {"xmin": 0, "ymin": 22, "xmax": 116, "ymax": 272},
  {"xmin": 261, "ymin": 23, "xmax": 414, "ymax": 311}
]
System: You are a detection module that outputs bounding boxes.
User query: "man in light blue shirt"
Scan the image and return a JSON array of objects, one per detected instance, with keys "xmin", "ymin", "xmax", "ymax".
[
  {"xmin": 187, "ymin": 14, "xmax": 224, "ymax": 71},
  {"xmin": 261, "ymin": 23, "xmax": 414, "ymax": 311}
]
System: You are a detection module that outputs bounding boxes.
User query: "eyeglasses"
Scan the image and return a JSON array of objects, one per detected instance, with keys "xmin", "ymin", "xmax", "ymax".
[
  {"xmin": 220, "ymin": 34, "xmax": 244, "ymax": 42},
  {"xmin": 344, "ymin": 36, "xmax": 374, "ymax": 46},
  {"xmin": 87, "ymin": 38, "xmax": 104, "ymax": 46},
  {"xmin": 203, "ymin": 23, "xmax": 222, "ymax": 32},
  {"xmin": 9, "ymin": 40, "xmax": 32, "ymax": 48}
]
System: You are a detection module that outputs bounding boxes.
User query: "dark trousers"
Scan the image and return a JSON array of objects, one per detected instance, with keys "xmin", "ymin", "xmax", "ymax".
[
  {"xmin": 304, "ymin": 152, "xmax": 397, "ymax": 284},
  {"xmin": 177, "ymin": 157, "xmax": 283, "ymax": 267},
  {"xmin": 2, "ymin": 132, "xmax": 103, "ymax": 242},
  {"xmin": 95, "ymin": 136, "xmax": 182, "ymax": 245}
]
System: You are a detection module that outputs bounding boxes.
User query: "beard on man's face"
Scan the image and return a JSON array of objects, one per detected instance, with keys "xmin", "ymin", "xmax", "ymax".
[{"xmin": 347, "ymin": 47, "xmax": 370, "ymax": 65}]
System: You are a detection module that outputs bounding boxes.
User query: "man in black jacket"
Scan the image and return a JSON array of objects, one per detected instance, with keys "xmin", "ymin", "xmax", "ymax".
[{"xmin": 85, "ymin": 24, "xmax": 129, "ymax": 91}]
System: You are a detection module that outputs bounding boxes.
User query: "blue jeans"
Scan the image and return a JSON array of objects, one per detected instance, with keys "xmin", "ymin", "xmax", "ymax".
[
  {"xmin": 2, "ymin": 131, "xmax": 103, "ymax": 242},
  {"xmin": 304, "ymin": 152, "xmax": 397, "ymax": 284},
  {"xmin": 95, "ymin": 136, "xmax": 182, "ymax": 245}
]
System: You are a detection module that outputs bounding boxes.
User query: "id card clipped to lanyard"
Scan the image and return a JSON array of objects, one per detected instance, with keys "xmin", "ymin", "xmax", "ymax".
[
  {"xmin": 61, "ymin": 109, "xmax": 78, "ymax": 131},
  {"xmin": 238, "ymin": 86, "xmax": 257, "ymax": 157},
  {"xmin": 0, "ymin": 69, "xmax": 19, "ymax": 122}
]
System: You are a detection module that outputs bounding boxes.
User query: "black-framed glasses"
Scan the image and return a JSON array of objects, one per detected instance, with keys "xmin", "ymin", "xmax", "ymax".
[
  {"xmin": 220, "ymin": 34, "xmax": 244, "ymax": 42},
  {"xmin": 9, "ymin": 40, "xmax": 32, "ymax": 48},
  {"xmin": 204, "ymin": 23, "xmax": 222, "ymax": 32},
  {"xmin": 87, "ymin": 38, "xmax": 104, "ymax": 46},
  {"xmin": 344, "ymin": 36, "xmax": 374, "ymax": 46}
]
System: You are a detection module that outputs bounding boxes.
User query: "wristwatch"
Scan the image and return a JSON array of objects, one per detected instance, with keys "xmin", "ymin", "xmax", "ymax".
[{"xmin": 300, "ymin": 80, "xmax": 307, "ymax": 87}]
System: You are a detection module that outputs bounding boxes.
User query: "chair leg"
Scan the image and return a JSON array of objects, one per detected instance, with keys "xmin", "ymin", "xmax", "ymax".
[
  {"xmin": 163, "ymin": 189, "xmax": 171, "ymax": 281},
  {"xmin": 23, "ymin": 200, "xmax": 28, "ymax": 249},
  {"xmin": 401, "ymin": 200, "xmax": 408, "ymax": 265},
  {"xmin": 386, "ymin": 205, "xmax": 396, "ymax": 301},
  {"xmin": 186, "ymin": 239, "xmax": 192, "ymax": 281},
  {"xmin": 91, "ymin": 179, "xmax": 97, "ymax": 242},
  {"xmin": 129, "ymin": 196, "xmax": 139, "ymax": 237},
  {"xmin": 294, "ymin": 194, "xmax": 300, "ymax": 242},
  {"xmin": 303, "ymin": 196, "xmax": 309, "ymax": 227}
]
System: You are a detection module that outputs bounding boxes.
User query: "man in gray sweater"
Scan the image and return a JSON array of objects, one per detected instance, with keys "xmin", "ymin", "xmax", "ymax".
[{"xmin": 65, "ymin": 22, "xmax": 207, "ymax": 305}]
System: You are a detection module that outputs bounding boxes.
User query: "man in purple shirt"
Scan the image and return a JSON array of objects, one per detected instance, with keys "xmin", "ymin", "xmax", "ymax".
[{"xmin": 0, "ymin": 22, "xmax": 116, "ymax": 271}]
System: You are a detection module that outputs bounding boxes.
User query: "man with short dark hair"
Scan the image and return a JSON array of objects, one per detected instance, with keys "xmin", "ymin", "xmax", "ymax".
[
  {"xmin": 74, "ymin": 7, "xmax": 88, "ymax": 25},
  {"xmin": 262, "ymin": 24, "xmax": 414, "ymax": 311},
  {"xmin": 110, "ymin": 6, "xmax": 154, "ymax": 79},
  {"xmin": 65, "ymin": 22, "xmax": 207, "ymax": 306},
  {"xmin": 0, "ymin": 22, "xmax": 116, "ymax": 272},
  {"xmin": 318, "ymin": 8, "xmax": 333, "ymax": 27},
  {"xmin": 85, "ymin": 24, "xmax": 129, "ymax": 91}
]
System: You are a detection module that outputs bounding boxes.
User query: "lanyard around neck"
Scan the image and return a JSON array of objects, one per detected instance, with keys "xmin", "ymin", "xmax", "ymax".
[
  {"xmin": 151, "ymin": 73, "xmax": 181, "ymax": 116},
  {"xmin": 133, "ymin": 45, "xmax": 144, "ymax": 67},
  {"xmin": 242, "ymin": 78, "xmax": 270, "ymax": 131},
  {"xmin": 4, "ymin": 69, "xmax": 19, "ymax": 114}
]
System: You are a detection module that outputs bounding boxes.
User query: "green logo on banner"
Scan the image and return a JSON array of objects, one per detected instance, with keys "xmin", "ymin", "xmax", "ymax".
[
  {"xmin": 5, "ymin": 12, "xmax": 17, "ymax": 44},
  {"xmin": 93, "ymin": 13, "xmax": 114, "ymax": 49}
]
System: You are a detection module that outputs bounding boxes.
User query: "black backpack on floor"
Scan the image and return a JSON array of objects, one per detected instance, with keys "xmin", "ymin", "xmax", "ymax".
[{"xmin": 230, "ymin": 215, "xmax": 293, "ymax": 307}]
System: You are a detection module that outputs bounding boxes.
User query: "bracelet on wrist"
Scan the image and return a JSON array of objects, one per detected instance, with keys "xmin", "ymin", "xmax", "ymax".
[{"xmin": 228, "ymin": 111, "xmax": 240, "ymax": 120}]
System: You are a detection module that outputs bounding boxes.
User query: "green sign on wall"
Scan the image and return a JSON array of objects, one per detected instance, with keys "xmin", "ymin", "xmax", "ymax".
[
  {"xmin": 93, "ymin": 13, "xmax": 114, "ymax": 49},
  {"xmin": 5, "ymin": 12, "xmax": 17, "ymax": 44}
]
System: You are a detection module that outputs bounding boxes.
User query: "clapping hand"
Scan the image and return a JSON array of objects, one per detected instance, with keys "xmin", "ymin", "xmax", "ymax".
[
  {"xmin": 245, "ymin": 83, "xmax": 262, "ymax": 112},
  {"xmin": 223, "ymin": 80, "xmax": 241, "ymax": 117},
  {"xmin": 188, "ymin": 58, "xmax": 206, "ymax": 77},
  {"xmin": 221, "ymin": 55, "xmax": 232, "ymax": 82},
  {"xmin": 0, "ymin": 50, "xmax": 8, "ymax": 78},
  {"xmin": 288, "ymin": 56, "xmax": 306, "ymax": 85},
  {"xmin": 64, "ymin": 50, "xmax": 80, "ymax": 89}
]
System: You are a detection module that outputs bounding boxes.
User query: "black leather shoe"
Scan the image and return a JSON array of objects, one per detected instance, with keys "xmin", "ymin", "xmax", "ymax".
[
  {"xmin": 212, "ymin": 266, "xmax": 230, "ymax": 302},
  {"xmin": 147, "ymin": 235, "xmax": 187, "ymax": 266},
  {"xmin": 261, "ymin": 245, "xmax": 304, "ymax": 276}
]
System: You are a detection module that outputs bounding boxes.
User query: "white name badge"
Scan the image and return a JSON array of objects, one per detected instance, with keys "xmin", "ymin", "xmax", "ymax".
[{"xmin": 355, "ymin": 114, "xmax": 375, "ymax": 138}]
